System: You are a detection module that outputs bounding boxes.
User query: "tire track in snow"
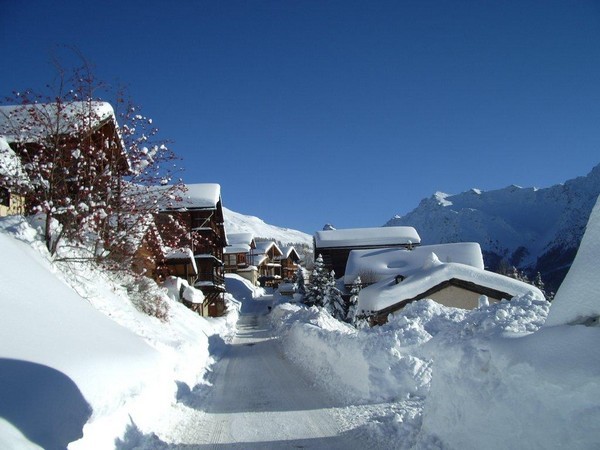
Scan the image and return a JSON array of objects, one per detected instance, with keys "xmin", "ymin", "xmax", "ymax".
[{"xmin": 154, "ymin": 296, "xmax": 381, "ymax": 449}]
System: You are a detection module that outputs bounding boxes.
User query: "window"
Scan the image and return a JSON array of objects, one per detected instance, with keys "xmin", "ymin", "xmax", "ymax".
[{"xmin": 0, "ymin": 187, "xmax": 10, "ymax": 207}]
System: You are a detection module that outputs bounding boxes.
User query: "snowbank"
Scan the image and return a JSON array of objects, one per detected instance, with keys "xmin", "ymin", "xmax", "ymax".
[
  {"xmin": 0, "ymin": 216, "xmax": 238, "ymax": 449},
  {"xmin": 545, "ymin": 194, "xmax": 600, "ymax": 326},
  {"xmin": 272, "ymin": 293, "xmax": 587, "ymax": 448},
  {"xmin": 420, "ymin": 323, "xmax": 600, "ymax": 449}
]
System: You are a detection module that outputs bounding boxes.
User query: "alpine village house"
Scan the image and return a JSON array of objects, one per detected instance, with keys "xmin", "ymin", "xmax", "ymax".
[{"xmin": 0, "ymin": 101, "xmax": 240, "ymax": 318}]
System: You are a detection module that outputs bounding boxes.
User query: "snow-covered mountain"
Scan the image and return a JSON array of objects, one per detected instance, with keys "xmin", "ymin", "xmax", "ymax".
[
  {"xmin": 385, "ymin": 164, "xmax": 600, "ymax": 291},
  {"xmin": 223, "ymin": 207, "xmax": 312, "ymax": 247}
]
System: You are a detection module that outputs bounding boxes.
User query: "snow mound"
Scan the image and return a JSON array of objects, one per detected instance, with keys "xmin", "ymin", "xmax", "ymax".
[
  {"xmin": 545, "ymin": 194, "xmax": 600, "ymax": 326},
  {"xmin": 0, "ymin": 215, "xmax": 238, "ymax": 449}
]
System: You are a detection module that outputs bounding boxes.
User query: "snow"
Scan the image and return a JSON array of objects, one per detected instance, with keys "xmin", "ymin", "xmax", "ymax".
[
  {"xmin": 0, "ymin": 215, "xmax": 238, "ymax": 449},
  {"xmin": 162, "ymin": 276, "xmax": 205, "ymax": 304},
  {"xmin": 343, "ymin": 242, "xmax": 485, "ymax": 285},
  {"xmin": 254, "ymin": 240, "xmax": 282, "ymax": 255},
  {"xmin": 386, "ymin": 164, "xmax": 600, "ymax": 276},
  {"xmin": 0, "ymin": 136, "xmax": 28, "ymax": 182},
  {"xmin": 0, "ymin": 102, "xmax": 116, "ymax": 143},
  {"xmin": 280, "ymin": 245, "xmax": 299, "ymax": 259},
  {"xmin": 2, "ymin": 202, "xmax": 599, "ymax": 449},
  {"xmin": 272, "ymin": 286, "xmax": 600, "ymax": 448},
  {"xmin": 223, "ymin": 206, "xmax": 312, "ymax": 246},
  {"xmin": 314, "ymin": 226, "xmax": 421, "ymax": 248},
  {"xmin": 225, "ymin": 232, "xmax": 254, "ymax": 246},
  {"xmin": 358, "ymin": 258, "xmax": 544, "ymax": 313},
  {"xmin": 545, "ymin": 194, "xmax": 600, "ymax": 326},
  {"xmin": 154, "ymin": 183, "xmax": 221, "ymax": 210},
  {"xmin": 223, "ymin": 244, "xmax": 251, "ymax": 254},
  {"xmin": 164, "ymin": 247, "xmax": 194, "ymax": 260}
]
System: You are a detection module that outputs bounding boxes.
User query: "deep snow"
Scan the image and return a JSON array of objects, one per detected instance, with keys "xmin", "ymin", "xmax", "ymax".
[
  {"xmin": 1, "ymin": 194, "xmax": 599, "ymax": 449},
  {"xmin": 0, "ymin": 215, "xmax": 239, "ymax": 449}
]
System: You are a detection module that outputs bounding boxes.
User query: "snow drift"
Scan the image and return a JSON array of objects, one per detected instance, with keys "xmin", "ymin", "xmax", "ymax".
[{"xmin": 0, "ymin": 215, "xmax": 238, "ymax": 449}]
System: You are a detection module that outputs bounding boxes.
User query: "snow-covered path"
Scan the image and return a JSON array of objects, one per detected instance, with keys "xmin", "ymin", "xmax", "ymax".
[{"xmin": 143, "ymin": 291, "xmax": 379, "ymax": 449}]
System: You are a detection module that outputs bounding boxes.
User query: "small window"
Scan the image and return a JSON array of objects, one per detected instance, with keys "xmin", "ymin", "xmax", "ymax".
[{"xmin": 0, "ymin": 187, "xmax": 10, "ymax": 207}]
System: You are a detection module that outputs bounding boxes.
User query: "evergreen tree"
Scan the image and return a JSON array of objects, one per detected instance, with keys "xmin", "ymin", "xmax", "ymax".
[
  {"xmin": 296, "ymin": 265, "xmax": 306, "ymax": 297},
  {"xmin": 347, "ymin": 276, "xmax": 362, "ymax": 324},
  {"xmin": 324, "ymin": 270, "xmax": 347, "ymax": 320},
  {"xmin": 304, "ymin": 254, "xmax": 328, "ymax": 307}
]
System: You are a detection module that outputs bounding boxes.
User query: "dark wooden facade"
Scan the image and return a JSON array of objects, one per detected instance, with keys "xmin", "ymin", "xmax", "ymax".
[
  {"xmin": 223, "ymin": 234, "xmax": 256, "ymax": 274},
  {"xmin": 279, "ymin": 247, "xmax": 301, "ymax": 281},
  {"xmin": 156, "ymin": 197, "xmax": 227, "ymax": 317},
  {"xmin": 4, "ymin": 105, "xmax": 129, "ymax": 214}
]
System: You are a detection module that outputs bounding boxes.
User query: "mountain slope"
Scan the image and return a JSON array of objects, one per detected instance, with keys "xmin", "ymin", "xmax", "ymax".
[
  {"xmin": 385, "ymin": 164, "xmax": 600, "ymax": 291},
  {"xmin": 223, "ymin": 207, "xmax": 312, "ymax": 247}
]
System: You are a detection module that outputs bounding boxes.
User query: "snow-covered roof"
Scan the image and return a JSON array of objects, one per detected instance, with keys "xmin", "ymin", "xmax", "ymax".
[
  {"xmin": 164, "ymin": 247, "xmax": 198, "ymax": 275},
  {"xmin": 254, "ymin": 241, "xmax": 283, "ymax": 256},
  {"xmin": 0, "ymin": 136, "xmax": 29, "ymax": 182},
  {"xmin": 344, "ymin": 243, "xmax": 484, "ymax": 285},
  {"xmin": 358, "ymin": 253, "xmax": 544, "ymax": 313},
  {"xmin": 280, "ymin": 245, "xmax": 300, "ymax": 260},
  {"xmin": 224, "ymin": 244, "xmax": 251, "ymax": 254},
  {"xmin": 252, "ymin": 254, "xmax": 268, "ymax": 266},
  {"xmin": 314, "ymin": 226, "xmax": 421, "ymax": 248},
  {"xmin": 0, "ymin": 101, "xmax": 117, "ymax": 143},
  {"xmin": 154, "ymin": 183, "xmax": 222, "ymax": 211},
  {"xmin": 226, "ymin": 232, "xmax": 254, "ymax": 245}
]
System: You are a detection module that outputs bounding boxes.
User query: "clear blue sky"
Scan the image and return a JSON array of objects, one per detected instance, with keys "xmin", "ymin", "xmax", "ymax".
[{"xmin": 2, "ymin": 0, "xmax": 600, "ymax": 234}]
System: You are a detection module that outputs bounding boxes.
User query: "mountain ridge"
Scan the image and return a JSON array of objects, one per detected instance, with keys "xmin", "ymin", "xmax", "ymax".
[
  {"xmin": 223, "ymin": 206, "xmax": 313, "ymax": 247},
  {"xmin": 385, "ymin": 163, "xmax": 600, "ymax": 291}
]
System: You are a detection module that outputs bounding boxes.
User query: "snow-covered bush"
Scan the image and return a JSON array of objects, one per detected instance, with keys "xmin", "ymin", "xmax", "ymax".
[{"xmin": 125, "ymin": 276, "xmax": 170, "ymax": 322}]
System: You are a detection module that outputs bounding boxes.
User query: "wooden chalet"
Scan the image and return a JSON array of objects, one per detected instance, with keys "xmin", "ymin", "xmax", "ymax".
[
  {"xmin": 0, "ymin": 102, "xmax": 129, "ymax": 210},
  {"xmin": 129, "ymin": 221, "xmax": 166, "ymax": 280},
  {"xmin": 278, "ymin": 246, "xmax": 301, "ymax": 281},
  {"xmin": 224, "ymin": 232, "xmax": 259, "ymax": 285},
  {"xmin": 0, "ymin": 136, "xmax": 27, "ymax": 217},
  {"xmin": 155, "ymin": 183, "xmax": 228, "ymax": 317},
  {"xmin": 252, "ymin": 241, "xmax": 283, "ymax": 286},
  {"xmin": 313, "ymin": 226, "xmax": 421, "ymax": 278},
  {"xmin": 163, "ymin": 248, "xmax": 198, "ymax": 286}
]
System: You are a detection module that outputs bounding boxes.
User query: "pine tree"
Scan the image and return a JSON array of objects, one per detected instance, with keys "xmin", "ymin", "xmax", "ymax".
[
  {"xmin": 304, "ymin": 254, "xmax": 328, "ymax": 307},
  {"xmin": 347, "ymin": 276, "xmax": 362, "ymax": 324},
  {"xmin": 324, "ymin": 270, "xmax": 347, "ymax": 320},
  {"xmin": 296, "ymin": 266, "xmax": 306, "ymax": 297}
]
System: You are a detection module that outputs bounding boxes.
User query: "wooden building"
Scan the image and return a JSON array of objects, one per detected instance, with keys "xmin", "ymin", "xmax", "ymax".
[
  {"xmin": 0, "ymin": 187, "xmax": 26, "ymax": 217},
  {"xmin": 224, "ymin": 232, "xmax": 259, "ymax": 285},
  {"xmin": 313, "ymin": 226, "xmax": 421, "ymax": 278},
  {"xmin": 278, "ymin": 246, "xmax": 301, "ymax": 281},
  {"xmin": 162, "ymin": 248, "xmax": 197, "ymax": 286},
  {"xmin": 155, "ymin": 183, "xmax": 228, "ymax": 317},
  {"xmin": 252, "ymin": 241, "xmax": 283, "ymax": 286},
  {"xmin": 0, "ymin": 137, "xmax": 28, "ymax": 217},
  {"xmin": 0, "ymin": 102, "xmax": 129, "ymax": 211}
]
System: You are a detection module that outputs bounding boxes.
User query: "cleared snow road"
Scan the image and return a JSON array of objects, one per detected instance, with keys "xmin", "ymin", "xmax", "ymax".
[{"xmin": 153, "ymin": 294, "xmax": 378, "ymax": 449}]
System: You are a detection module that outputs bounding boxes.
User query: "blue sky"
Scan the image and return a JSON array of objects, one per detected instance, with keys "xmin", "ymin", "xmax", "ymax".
[{"xmin": 2, "ymin": 1, "xmax": 600, "ymax": 234}]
